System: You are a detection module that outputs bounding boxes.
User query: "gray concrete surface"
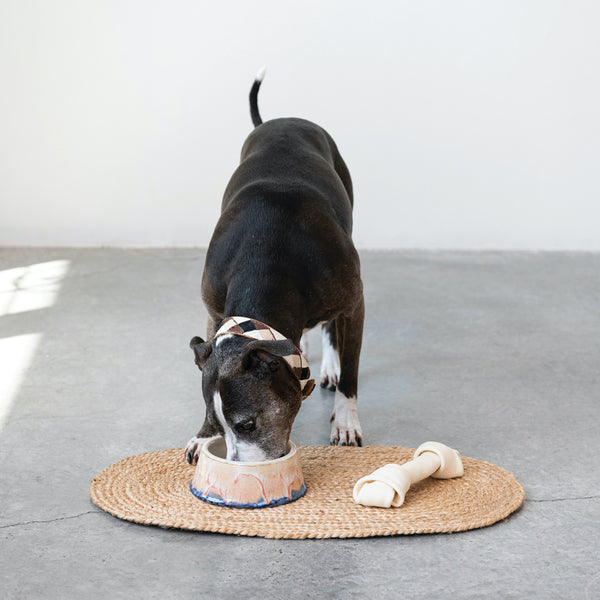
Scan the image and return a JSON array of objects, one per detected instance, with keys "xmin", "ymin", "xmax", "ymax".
[{"xmin": 1, "ymin": 248, "xmax": 598, "ymax": 599}]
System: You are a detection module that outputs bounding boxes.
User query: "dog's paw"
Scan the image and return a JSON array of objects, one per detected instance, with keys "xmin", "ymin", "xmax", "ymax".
[
  {"xmin": 329, "ymin": 394, "xmax": 362, "ymax": 446},
  {"xmin": 185, "ymin": 436, "xmax": 210, "ymax": 465},
  {"xmin": 320, "ymin": 335, "xmax": 340, "ymax": 391},
  {"xmin": 320, "ymin": 371, "xmax": 339, "ymax": 391}
]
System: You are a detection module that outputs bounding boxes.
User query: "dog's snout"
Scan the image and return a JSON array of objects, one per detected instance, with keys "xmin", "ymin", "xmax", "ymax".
[{"xmin": 224, "ymin": 438, "xmax": 272, "ymax": 462}]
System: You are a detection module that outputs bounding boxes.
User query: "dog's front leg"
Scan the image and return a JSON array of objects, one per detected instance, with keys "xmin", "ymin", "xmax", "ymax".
[
  {"xmin": 186, "ymin": 418, "xmax": 219, "ymax": 465},
  {"xmin": 330, "ymin": 296, "xmax": 364, "ymax": 446},
  {"xmin": 206, "ymin": 315, "xmax": 218, "ymax": 340},
  {"xmin": 186, "ymin": 314, "xmax": 221, "ymax": 465}
]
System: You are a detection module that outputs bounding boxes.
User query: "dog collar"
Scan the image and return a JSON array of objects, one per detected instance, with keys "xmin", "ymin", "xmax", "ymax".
[{"xmin": 215, "ymin": 316, "xmax": 315, "ymax": 397}]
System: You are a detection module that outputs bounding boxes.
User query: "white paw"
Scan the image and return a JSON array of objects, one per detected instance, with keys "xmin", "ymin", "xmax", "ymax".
[
  {"xmin": 185, "ymin": 436, "xmax": 211, "ymax": 465},
  {"xmin": 320, "ymin": 329, "xmax": 340, "ymax": 390},
  {"xmin": 330, "ymin": 393, "xmax": 362, "ymax": 446}
]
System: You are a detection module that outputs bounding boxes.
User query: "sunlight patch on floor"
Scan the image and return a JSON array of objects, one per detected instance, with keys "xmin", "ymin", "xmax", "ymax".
[
  {"xmin": 0, "ymin": 259, "xmax": 70, "ymax": 316},
  {"xmin": 0, "ymin": 259, "xmax": 70, "ymax": 430},
  {"xmin": 0, "ymin": 333, "xmax": 42, "ymax": 429}
]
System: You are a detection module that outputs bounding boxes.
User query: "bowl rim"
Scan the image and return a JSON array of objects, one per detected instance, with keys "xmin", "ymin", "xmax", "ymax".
[{"xmin": 200, "ymin": 436, "xmax": 298, "ymax": 467}]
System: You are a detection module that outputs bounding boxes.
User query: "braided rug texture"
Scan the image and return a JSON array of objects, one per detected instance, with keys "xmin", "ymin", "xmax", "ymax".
[{"xmin": 90, "ymin": 446, "xmax": 524, "ymax": 539}]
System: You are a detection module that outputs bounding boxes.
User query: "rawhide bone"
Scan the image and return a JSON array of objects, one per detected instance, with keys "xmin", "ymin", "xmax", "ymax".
[{"xmin": 352, "ymin": 442, "xmax": 464, "ymax": 508}]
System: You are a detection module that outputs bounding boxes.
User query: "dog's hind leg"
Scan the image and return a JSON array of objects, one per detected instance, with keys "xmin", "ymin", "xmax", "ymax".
[
  {"xmin": 300, "ymin": 332, "xmax": 309, "ymax": 357},
  {"xmin": 320, "ymin": 321, "xmax": 340, "ymax": 391}
]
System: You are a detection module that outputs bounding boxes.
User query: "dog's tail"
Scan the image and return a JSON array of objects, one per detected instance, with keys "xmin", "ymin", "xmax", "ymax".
[{"xmin": 249, "ymin": 66, "xmax": 266, "ymax": 127}]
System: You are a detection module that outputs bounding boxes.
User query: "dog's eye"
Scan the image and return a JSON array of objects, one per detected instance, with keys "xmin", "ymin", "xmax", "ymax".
[{"xmin": 236, "ymin": 419, "xmax": 256, "ymax": 433}]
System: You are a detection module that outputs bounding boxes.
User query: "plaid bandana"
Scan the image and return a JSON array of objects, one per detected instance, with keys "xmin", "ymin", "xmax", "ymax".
[{"xmin": 215, "ymin": 316, "xmax": 315, "ymax": 397}]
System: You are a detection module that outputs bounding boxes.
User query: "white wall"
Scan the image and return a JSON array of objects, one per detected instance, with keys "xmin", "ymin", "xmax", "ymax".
[{"xmin": 1, "ymin": 0, "xmax": 598, "ymax": 249}]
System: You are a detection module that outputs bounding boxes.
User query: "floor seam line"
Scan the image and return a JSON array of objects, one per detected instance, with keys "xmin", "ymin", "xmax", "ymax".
[
  {"xmin": 0, "ymin": 510, "xmax": 102, "ymax": 529},
  {"xmin": 527, "ymin": 495, "xmax": 600, "ymax": 503}
]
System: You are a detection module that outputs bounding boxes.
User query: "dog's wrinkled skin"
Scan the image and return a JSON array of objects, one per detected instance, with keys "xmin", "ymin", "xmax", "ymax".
[
  {"xmin": 186, "ymin": 71, "xmax": 364, "ymax": 463},
  {"xmin": 187, "ymin": 334, "xmax": 308, "ymax": 462}
]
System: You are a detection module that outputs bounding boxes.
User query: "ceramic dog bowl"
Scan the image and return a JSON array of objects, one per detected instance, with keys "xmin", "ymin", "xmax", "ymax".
[{"xmin": 190, "ymin": 437, "xmax": 306, "ymax": 508}]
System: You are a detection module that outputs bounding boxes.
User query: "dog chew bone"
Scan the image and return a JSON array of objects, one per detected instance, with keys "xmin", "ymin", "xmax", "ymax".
[{"xmin": 352, "ymin": 442, "xmax": 464, "ymax": 508}]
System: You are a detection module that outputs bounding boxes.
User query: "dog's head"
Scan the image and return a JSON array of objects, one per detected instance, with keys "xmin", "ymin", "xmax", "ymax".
[{"xmin": 190, "ymin": 333, "xmax": 312, "ymax": 461}]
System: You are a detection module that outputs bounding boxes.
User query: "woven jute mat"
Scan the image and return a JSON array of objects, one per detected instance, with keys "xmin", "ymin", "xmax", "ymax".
[{"xmin": 90, "ymin": 445, "xmax": 524, "ymax": 539}]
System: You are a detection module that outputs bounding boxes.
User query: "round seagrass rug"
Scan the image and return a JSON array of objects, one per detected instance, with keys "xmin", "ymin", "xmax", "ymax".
[{"xmin": 90, "ymin": 445, "xmax": 524, "ymax": 539}]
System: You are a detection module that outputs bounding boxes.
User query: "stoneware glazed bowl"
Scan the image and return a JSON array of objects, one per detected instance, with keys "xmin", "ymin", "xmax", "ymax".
[{"xmin": 190, "ymin": 436, "xmax": 306, "ymax": 508}]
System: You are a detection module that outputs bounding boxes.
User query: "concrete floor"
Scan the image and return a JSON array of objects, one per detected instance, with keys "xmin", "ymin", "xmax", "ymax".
[{"xmin": 0, "ymin": 248, "xmax": 598, "ymax": 599}]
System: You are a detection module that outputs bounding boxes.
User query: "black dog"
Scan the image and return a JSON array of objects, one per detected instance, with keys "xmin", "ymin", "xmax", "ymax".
[{"xmin": 187, "ymin": 69, "xmax": 364, "ymax": 463}]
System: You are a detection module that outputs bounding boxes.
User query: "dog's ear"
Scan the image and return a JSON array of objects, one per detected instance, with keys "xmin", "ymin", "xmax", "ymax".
[
  {"xmin": 190, "ymin": 336, "xmax": 212, "ymax": 370},
  {"xmin": 242, "ymin": 339, "xmax": 297, "ymax": 376}
]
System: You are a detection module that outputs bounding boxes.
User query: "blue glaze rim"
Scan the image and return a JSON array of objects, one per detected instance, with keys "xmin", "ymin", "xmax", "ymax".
[{"xmin": 189, "ymin": 480, "xmax": 307, "ymax": 509}]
